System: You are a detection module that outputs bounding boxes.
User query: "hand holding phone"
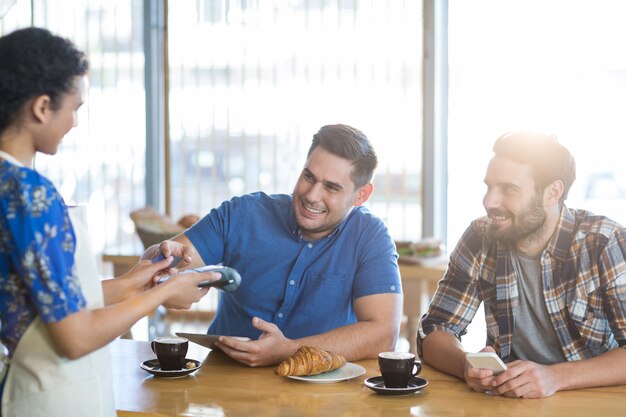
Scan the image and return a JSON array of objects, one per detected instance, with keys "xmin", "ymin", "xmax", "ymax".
[
  {"xmin": 465, "ymin": 352, "xmax": 507, "ymax": 375},
  {"xmin": 156, "ymin": 265, "xmax": 241, "ymax": 292},
  {"xmin": 175, "ymin": 332, "xmax": 251, "ymax": 350}
]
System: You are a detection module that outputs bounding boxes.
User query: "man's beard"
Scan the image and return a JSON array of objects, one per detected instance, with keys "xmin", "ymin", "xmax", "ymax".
[{"xmin": 486, "ymin": 193, "xmax": 546, "ymax": 244}]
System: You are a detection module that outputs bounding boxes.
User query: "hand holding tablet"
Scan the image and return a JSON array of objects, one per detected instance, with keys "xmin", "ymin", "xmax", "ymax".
[{"xmin": 176, "ymin": 332, "xmax": 251, "ymax": 350}]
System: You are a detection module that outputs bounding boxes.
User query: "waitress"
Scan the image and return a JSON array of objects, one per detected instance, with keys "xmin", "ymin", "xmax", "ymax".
[{"xmin": 0, "ymin": 27, "xmax": 217, "ymax": 417}]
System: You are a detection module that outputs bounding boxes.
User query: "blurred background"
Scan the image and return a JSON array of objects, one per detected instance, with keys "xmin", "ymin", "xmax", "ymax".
[{"xmin": 2, "ymin": 0, "xmax": 626, "ymax": 349}]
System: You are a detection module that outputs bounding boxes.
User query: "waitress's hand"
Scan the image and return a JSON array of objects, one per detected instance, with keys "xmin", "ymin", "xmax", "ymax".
[
  {"xmin": 103, "ymin": 255, "xmax": 177, "ymax": 305},
  {"xmin": 158, "ymin": 271, "xmax": 218, "ymax": 309},
  {"xmin": 120, "ymin": 255, "xmax": 177, "ymax": 295}
]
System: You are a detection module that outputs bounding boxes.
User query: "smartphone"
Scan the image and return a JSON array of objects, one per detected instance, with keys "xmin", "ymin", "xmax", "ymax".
[{"xmin": 465, "ymin": 352, "xmax": 507, "ymax": 375}]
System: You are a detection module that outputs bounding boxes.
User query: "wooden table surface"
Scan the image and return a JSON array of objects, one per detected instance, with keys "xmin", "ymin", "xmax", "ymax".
[{"xmin": 112, "ymin": 339, "xmax": 626, "ymax": 417}]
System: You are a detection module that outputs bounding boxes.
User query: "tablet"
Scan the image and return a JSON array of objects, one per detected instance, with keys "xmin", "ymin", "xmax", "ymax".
[{"xmin": 175, "ymin": 332, "xmax": 251, "ymax": 350}]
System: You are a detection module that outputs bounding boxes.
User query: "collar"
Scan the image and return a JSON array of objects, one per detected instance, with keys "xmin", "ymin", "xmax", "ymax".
[
  {"xmin": 293, "ymin": 225, "xmax": 342, "ymax": 242},
  {"xmin": 544, "ymin": 204, "xmax": 575, "ymax": 262},
  {"xmin": 0, "ymin": 150, "xmax": 24, "ymax": 167}
]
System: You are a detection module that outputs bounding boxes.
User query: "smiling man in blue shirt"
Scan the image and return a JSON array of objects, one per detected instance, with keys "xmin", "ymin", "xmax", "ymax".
[{"xmin": 146, "ymin": 124, "xmax": 403, "ymax": 367}]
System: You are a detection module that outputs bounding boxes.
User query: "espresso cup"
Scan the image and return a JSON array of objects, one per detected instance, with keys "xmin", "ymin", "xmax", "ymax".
[
  {"xmin": 378, "ymin": 351, "xmax": 422, "ymax": 388},
  {"xmin": 151, "ymin": 336, "xmax": 189, "ymax": 371}
]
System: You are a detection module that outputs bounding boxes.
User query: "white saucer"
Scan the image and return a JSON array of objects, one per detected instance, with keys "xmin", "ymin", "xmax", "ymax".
[
  {"xmin": 363, "ymin": 375, "xmax": 428, "ymax": 395},
  {"xmin": 286, "ymin": 363, "xmax": 366, "ymax": 384}
]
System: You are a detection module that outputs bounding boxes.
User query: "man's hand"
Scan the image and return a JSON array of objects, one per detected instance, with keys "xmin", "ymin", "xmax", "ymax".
[
  {"xmin": 155, "ymin": 240, "xmax": 196, "ymax": 269},
  {"xmin": 464, "ymin": 346, "xmax": 560, "ymax": 398},
  {"xmin": 464, "ymin": 346, "xmax": 500, "ymax": 393},
  {"xmin": 140, "ymin": 236, "xmax": 204, "ymax": 287},
  {"xmin": 141, "ymin": 239, "xmax": 198, "ymax": 271},
  {"xmin": 215, "ymin": 317, "xmax": 300, "ymax": 367},
  {"xmin": 489, "ymin": 360, "xmax": 560, "ymax": 398}
]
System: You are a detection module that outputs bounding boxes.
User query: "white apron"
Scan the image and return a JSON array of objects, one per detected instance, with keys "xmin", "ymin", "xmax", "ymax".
[{"xmin": 1, "ymin": 205, "xmax": 116, "ymax": 417}]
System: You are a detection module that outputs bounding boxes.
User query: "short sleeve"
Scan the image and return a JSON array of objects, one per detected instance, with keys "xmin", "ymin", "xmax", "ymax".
[
  {"xmin": 2, "ymin": 169, "xmax": 86, "ymax": 323},
  {"xmin": 351, "ymin": 213, "xmax": 402, "ymax": 299},
  {"xmin": 185, "ymin": 195, "xmax": 246, "ymax": 265}
]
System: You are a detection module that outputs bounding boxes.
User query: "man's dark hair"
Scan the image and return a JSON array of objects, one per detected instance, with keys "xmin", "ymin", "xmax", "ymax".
[
  {"xmin": 308, "ymin": 124, "xmax": 378, "ymax": 188},
  {"xmin": 493, "ymin": 131, "xmax": 576, "ymax": 203},
  {"xmin": 0, "ymin": 27, "xmax": 89, "ymax": 134}
]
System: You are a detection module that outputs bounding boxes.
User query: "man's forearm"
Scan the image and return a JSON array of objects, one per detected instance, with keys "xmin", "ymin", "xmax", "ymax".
[
  {"xmin": 421, "ymin": 330, "xmax": 468, "ymax": 379},
  {"xmin": 295, "ymin": 320, "xmax": 398, "ymax": 362},
  {"xmin": 293, "ymin": 292, "xmax": 401, "ymax": 361},
  {"xmin": 553, "ymin": 347, "xmax": 626, "ymax": 391}
]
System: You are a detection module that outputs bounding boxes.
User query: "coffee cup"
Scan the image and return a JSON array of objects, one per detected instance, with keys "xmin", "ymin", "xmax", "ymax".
[
  {"xmin": 378, "ymin": 351, "xmax": 422, "ymax": 388},
  {"xmin": 151, "ymin": 336, "xmax": 189, "ymax": 371}
]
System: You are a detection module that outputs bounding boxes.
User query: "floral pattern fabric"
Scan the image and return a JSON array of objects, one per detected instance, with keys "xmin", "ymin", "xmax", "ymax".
[{"xmin": 0, "ymin": 158, "xmax": 85, "ymax": 357}]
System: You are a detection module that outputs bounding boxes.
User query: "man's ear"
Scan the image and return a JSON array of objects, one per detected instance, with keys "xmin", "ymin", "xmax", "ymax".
[
  {"xmin": 354, "ymin": 183, "xmax": 374, "ymax": 206},
  {"xmin": 30, "ymin": 95, "xmax": 53, "ymax": 124},
  {"xmin": 544, "ymin": 179, "xmax": 564, "ymax": 206}
]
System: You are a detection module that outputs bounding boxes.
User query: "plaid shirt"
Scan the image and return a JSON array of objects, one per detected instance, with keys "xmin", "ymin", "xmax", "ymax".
[{"xmin": 418, "ymin": 206, "xmax": 626, "ymax": 362}]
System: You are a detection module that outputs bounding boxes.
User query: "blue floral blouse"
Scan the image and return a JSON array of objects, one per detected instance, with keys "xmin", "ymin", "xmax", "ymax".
[{"xmin": 0, "ymin": 157, "xmax": 86, "ymax": 358}]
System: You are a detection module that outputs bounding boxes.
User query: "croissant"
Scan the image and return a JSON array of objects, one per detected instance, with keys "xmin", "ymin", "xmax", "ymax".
[{"xmin": 275, "ymin": 346, "xmax": 346, "ymax": 376}]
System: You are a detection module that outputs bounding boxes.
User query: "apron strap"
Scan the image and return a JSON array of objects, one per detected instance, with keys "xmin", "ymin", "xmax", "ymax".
[{"xmin": 0, "ymin": 350, "xmax": 9, "ymax": 385}]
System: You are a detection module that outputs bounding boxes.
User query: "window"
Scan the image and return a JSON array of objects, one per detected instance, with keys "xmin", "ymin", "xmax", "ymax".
[
  {"xmin": 167, "ymin": 0, "xmax": 424, "ymax": 241},
  {"xmin": 447, "ymin": 0, "xmax": 626, "ymax": 351},
  {"xmin": 1, "ymin": 0, "xmax": 146, "ymax": 255},
  {"xmin": 448, "ymin": 0, "xmax": 626, "ymax": 246},
  {"xmin": 2, "ymin": 1, "xmax": 424, "ymax": 254}
]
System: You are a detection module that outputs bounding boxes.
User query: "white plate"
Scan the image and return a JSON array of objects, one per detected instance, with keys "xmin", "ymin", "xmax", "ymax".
[{"xmin": 286, "ymin": 362, "xmax": 366, "ymax": 384}]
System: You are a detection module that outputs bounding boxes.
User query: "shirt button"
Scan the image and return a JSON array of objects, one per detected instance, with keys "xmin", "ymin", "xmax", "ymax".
[
  {"xmin": 278, "ymin": 312, "xmax": 284, "ymax": 318},
  {"xmin": 307, "ymin": 243, "xmax": 313, "ymax": 248},
  {"xmin": 390, "ymin": 285, "xmax": 396, "ymax": 291},
  {"xmin": 290, "ymin": 280, "xmax": 295, "ymax": 285}
]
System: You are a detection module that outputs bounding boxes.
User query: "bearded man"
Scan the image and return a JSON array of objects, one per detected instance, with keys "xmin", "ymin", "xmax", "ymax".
[{"xmin": 418, "ymin": 131, "xmax": 626, "ymax": 398}]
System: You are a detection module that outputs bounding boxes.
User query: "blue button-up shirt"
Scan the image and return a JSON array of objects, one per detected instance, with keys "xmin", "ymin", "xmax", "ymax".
[{"xmin": 185, "ymin": 192, "xmax": 401, "ymax": 339}]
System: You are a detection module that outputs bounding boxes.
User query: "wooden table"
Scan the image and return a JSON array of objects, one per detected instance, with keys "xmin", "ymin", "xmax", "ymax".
[{"xmin": 112, "ymin": 339, "xmax": 626, "ymax": 417}]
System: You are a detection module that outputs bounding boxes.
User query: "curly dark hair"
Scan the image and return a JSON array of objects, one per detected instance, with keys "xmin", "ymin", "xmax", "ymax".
[
  {"xmin": 0, "ymin": 27, "xmax": 89, "ymax": 135},
  {"xmin": 308, "ymin": 124, "xmax": 378, "ymax": 188}
]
